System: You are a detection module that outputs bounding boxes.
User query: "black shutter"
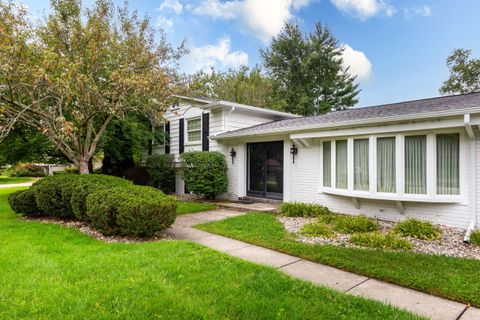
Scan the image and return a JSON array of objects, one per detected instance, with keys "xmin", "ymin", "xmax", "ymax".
[
  {"xmin": 147, "ymin": 125, "xmax": 153, "ymax": 156},
  {"xmin": 164, "ymin": 122, "xmax": 170, "ymax": 154},
  {"xmin": 179, "ymin": 118, "xmax": 184, "ymax": 154},
  {"xmin": 202, "ymin": 113, "xmax": 209, "ymax": 151}
]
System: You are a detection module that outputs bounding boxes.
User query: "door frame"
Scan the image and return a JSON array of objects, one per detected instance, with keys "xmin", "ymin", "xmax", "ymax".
[{"xmin": 246, "ymin": 141, "xmax": 284, "ymax": 200}]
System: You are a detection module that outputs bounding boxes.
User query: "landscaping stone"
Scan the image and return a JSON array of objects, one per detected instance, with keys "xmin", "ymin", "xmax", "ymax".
[{"xmin": 280, "ymin": 216, "xmax": 480, "ymax": 259}]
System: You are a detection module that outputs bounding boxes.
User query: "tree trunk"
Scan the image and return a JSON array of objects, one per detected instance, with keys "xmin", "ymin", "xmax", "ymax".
[{"xmin": 78, "ymin": 159, "xmax": 90, "ymax": 174}]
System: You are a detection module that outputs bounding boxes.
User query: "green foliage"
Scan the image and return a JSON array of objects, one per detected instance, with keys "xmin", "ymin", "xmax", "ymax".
[
  {"xmin": 196, "ymin": 212, "xmax": 480, "ymax": 307},
  {"xmin": 0, "ymin": 0, "xmax": 185, "ymax": 172},
  {"xmin": 261, "ymin": 22, "xmax": 359, "ymax": 116},
  {"xmin": 8, "ymin": 189, "xmax": 40, "ymax": 215},
  {"xmin": 69, "ymin": 175, "xmax": 132, "ymax": 221},
  {"xmin": 280, "ymin": 202, "xmax": 330, "ymax": 217},
  {"xmin": 86, "ymin": 185, "xmax": 176, "ymax": 237},
  {"xmin": 181, "ymin": 151, "xmax": 228, "ymax": 199},
  {"xmin": 11, "ymin": 163, "xmax": 46, "ymax": 177},
  {"xmin": 471, "ymin": 230, "xmax": 480, "ymax": 246},
  {"xmin": 64, "ymin": 168, "xmax": 79, "ymax": 174},
  {"xmin": 349, "ymin": 232, "xmax": 413, "ymax": 251},
  {"xmin": 300, "ymin": 222, "xmax": 335, "ymax": 238},
  {"xmin": 393, "ymin": 218, "xmax": 441, "ymax": 241},
  {"xmin": 440, "ymin": 49, "xmax": 480, "ymax": 95},
  {"xmin": 122, "ymin": 167, "xmax": 151, "ymax": 186},
  {"xmin": 181, "ymin": 66, "xmax": 274, "ymax": 109},
  {"xmin": 32, "ymin": 175, "xmax": 78, "ymax": 217},
  {"xmin": 318, "ymin": 214, "xmax": 379, "ymax": 234},
  {"xmin": 146, "ymin": 154, "xmax": 176, "ymax": 193}
]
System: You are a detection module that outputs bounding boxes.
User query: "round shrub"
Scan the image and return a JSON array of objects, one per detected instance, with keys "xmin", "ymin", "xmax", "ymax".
[
  {"xmin": 180, "ymin": 151, "xmax": 228, "ymax": 199},
  {"xmin": 393, "ymin": 218, "xmax": 441, "ymax": 241},
  {"xmin": 32, "ymin": 174, "xmax": 78, "ymax": 217},
  {"xmin": 86, "ymin": 185, "xmax": 176, "ymax": 237},
  {"xmin": 70, "ymin": 175, "xmax": 132, "ymax": 221},
  {"xmin": 146, "ymin": 154, "xmax": 176, "ymax": 193},
  {"xmin": 8, "ymin": 189, "xmax": 40, "ymax": 215}
]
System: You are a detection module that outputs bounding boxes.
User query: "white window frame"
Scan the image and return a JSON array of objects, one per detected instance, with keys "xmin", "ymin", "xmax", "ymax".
[
  {"xmin": 318, "ymin": 129, "xmax": 466, "ymax": 203},
  {"xmin": 185, "ymin": 117, "xmax": 202, "ymax": 145}
]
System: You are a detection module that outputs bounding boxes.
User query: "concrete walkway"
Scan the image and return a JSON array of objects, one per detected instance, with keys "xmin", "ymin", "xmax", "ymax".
[
  {"xmin": 0, "ymin": 181, "xmax": 35, "ymax": 188},
  {"xmin": 165, "ymin": 209, "xmax": 479, "ymax": 320}
]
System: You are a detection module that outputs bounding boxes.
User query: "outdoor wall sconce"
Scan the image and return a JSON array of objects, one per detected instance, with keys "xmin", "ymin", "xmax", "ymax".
[
  {"xmin": 290, "ymin": 143, "xmax": 298, "ymax": 163},
  {"xmin": 230, "ymin": 148, "xmax": 237, "ymax": 164}
]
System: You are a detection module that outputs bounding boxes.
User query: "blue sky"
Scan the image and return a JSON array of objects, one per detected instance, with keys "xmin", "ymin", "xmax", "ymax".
[{"xmin": 20, "ymin": 0, "xmax": 480, "ymax": 107}]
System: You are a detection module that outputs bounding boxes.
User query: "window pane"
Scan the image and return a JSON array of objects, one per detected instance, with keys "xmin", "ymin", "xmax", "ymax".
[
  {"xmin": 323, "ymin": 141, "xmax": 331, "ymax": 187},
  {"xmin": 188, "ymin": 130, "xmax": 201, "ymax": 142},
  {"xmin": 336, "ymin": 140, "xmax": 348, "ymax": 189},
  {"xmin": 377, "ymin": 137, "xmax": 396, "ymax": 193},
  {"xmin": 187, "ymin": 118, "xmax": 201, "ymax": 131},
  {"xmin": 405, "ymin": 135, "xmax": 427, "ymax": 194},
  {"xmin": 437, "ymin": 133, "xmax": 460, "ymax": 195},
  {"xmin": 354, "ymin": 139, "xmax": 369, "ymax": 191}
]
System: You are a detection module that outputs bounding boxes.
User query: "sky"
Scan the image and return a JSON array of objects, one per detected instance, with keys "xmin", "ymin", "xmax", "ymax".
[{"xmin": 19, "ymin": 0, "xmax": 480, "ymax": 107}]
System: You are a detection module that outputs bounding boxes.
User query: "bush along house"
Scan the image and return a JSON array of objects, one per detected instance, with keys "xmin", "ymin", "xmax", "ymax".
[{"xmin": 152, "ymin": 93, "xmax": 480, "ymax": 241}]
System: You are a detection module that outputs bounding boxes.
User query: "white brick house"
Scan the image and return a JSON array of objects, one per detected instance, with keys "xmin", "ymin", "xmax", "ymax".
[{"xmin": 153, "ymin": 93, "xmax": 480, "ymax": 235}]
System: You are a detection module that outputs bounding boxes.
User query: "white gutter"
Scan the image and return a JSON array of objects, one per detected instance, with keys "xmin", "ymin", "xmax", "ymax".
[
  {"xmin": 202, "ymin": 100, "xmax": 300, "ymax": 118},
  {"xmin": 464, "ymin": 114, "xmax": 477, "ymax": 243},
  {"xmin": 213, "ymin": 106, "xmax": 480, "ymax": 140}
]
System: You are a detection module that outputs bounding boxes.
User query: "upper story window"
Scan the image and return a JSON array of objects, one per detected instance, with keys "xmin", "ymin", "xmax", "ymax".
[
  {"xmin": 187, "ymin": 117, "xmax": 201, "ymax": 143},
  {"xmin": 321, "ymin": 131, "xmax": 462, "ymax": 200}
]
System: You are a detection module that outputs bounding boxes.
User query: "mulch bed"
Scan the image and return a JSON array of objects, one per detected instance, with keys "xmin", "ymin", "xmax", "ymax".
[{"xmin": 279, "ymin": 216, "xmax": 480, "ymax": 260}]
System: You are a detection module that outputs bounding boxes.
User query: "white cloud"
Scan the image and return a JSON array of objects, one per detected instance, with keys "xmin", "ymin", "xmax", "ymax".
[
  {"xmin": 404, "ymin": 5, "xmax": 432, "ymax": 20},
  {"xmin": 185, "ymin": 37, "xmax": 248, "ymax": 73},
  {"xmin": 191, "ymin": 0, "xmax": 314, "ymax": 43},
  {"xmin": 156, "ymin": 16, "xmax": 173, "ymax": 28},
  {"xmin": 341, "ymin": 45, "xmax": 372, "ymax": 81},
  {"xmin": 330, "ymin": 0, "xmax": 396, "ymax": 20},
  {"xmin": 158, "ymin": 0, "xmax": 183, "ymax": 14}
]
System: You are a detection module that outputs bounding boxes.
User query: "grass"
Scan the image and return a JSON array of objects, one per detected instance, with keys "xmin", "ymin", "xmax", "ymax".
[
  {"xmin": 196, "ymin": 212, "xmax": 480, "ymax": 307},
  {"xmin": 0, "ymin": 176, "xmax": 34, "ymax": 185},
  {"xmin": 176, "ymin": 201, "xmax": 217, "ymax": 215},
  {"xmin": 0, "ymin": 188, "xmax": 424, "ymax": 319}
]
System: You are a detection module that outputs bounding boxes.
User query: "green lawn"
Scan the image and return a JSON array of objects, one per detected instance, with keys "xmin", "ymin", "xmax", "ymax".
[
  {"xmin": 197, "ymin": 212, "xmax": 480, "ymax": 307},
  {"xmin": 0, "ymin": 176, "xmax": 34, "ymax": 185},
  {"xmin": 0, "ymin": 188, "xmax": 422, "ymax": 319},
  {"xmin": 176, "ymin": 201, "xmax": 217, "ymax": 215}
]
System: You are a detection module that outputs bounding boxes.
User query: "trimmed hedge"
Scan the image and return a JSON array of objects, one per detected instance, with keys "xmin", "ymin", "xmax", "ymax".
[
  {"xmin": 146, "ymin": 154, "xmax": 176, "ymax": 194},
  {"xmin": 32, "ymin": 174, "xmax": 78, "ymax": 217},
  {"xmin": 86, "ymin": 185, "xmax": 176, "ymax": 237},
  {"xmin": 181, "ymin": 151, "xmax": 228, "ymax": 200},
  {"xmin": 8, "ymin": 189, "xmax": 40, "ymax": 215},
  {"xmin": 280, "ymin": 202, "xmax": 330, "ymax": 217}
]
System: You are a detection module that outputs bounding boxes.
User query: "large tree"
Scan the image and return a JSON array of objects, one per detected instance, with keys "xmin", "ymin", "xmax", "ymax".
[
  {"xmin": 440, "ymin": 49, "xmax": 480, "ymax": 95},
  {"xmin": 0, "ymin": 0, "xmax": 184, "ymax": 173},
  {"xmin": 181, "ymin": 66, "xmax": 274, "ymax": 109},
  {"xmin": 261, "ymin": 22, "xmax": 360, "ymax": 116}
]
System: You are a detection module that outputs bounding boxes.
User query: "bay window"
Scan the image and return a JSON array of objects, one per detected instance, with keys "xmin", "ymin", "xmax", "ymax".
[
  {"xmin": 336, "ymin": 140, "xmax": 348, "ymax": 189},
  {"xmin": 323, "ymin": 141, "xmax": 331, "ymax": 187},
  {"xmin": 321, "ymin": 131, "xmax": 461, "ymax": 200},
  {"xmin": 437, "ymin": 133, "xmax": 460, "ymax": 195},
  {"xmin": 377, "ymin": 137, "xmax": 396, "ymax": 193},
  {"xmin": 354, "ymin": 139, "xmax": 369, "ymax": 191},
  {"xmin": 404, "ymin": 135, "xmax": 427, "ymax": 194}
]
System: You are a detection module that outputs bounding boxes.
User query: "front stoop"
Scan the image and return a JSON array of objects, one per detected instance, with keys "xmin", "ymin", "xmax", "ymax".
[{"xmin": 164, "ymin": 209, "xmax": 475, "ymax": 320}]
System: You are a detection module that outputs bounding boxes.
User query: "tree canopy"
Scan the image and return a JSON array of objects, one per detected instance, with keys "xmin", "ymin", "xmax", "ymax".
[
  {"xmin": 0, "ymin": 0, "xmax": 184, "ymax": 173},
  {"xmin": 440, "ymin": 49, "xmax": 480, "ymax": 95},
  {"xmin": 261, "ymin": 22, "xmax": 360, "ymax": 116},
  {"xmin": 180, "ymin": 66, "xmax": 274, "ymax": 109}
]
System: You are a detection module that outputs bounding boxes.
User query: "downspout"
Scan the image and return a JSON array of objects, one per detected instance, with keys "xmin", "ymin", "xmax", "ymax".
[{"xmin": 464, "ymin": 114, "xmax": 477, "ymax": 243}]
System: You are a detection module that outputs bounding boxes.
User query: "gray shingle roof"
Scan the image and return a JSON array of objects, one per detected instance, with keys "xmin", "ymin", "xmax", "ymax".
[{"xmin": 214, "ymin": 92, "xmax": 480, "ymax": 139}]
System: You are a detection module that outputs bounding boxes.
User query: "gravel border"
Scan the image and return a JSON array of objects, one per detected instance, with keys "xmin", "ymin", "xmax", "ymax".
[
  {"xmin": 279, "ymin": 216, "xmax": 480, "ymax": 260},
  {"xmin": 22, "ymin": 216, "xmax": 173, "ymax": 243}
]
